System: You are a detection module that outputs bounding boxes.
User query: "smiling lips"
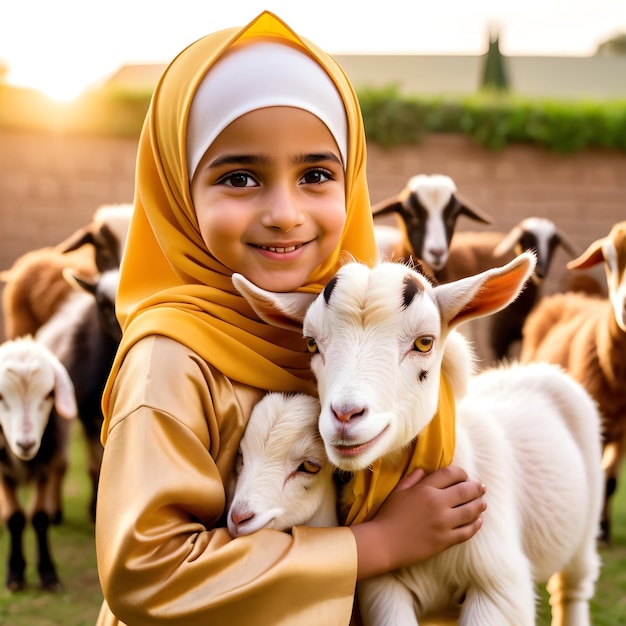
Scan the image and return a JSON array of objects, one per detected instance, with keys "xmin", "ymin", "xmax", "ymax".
[
  {"xmin": 257, "ymin": 243, "xmax": 304, "ymax": 253},
  {"xmin": 332, "ymin": 425, "xmax": 389, "ymax": 457}
]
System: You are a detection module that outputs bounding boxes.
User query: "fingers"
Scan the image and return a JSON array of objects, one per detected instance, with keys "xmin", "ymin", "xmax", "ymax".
[
  {"xmin": 420, "ymin": 465, "xmax": 469, "ymax": 489},
  {"xmin": 393, "ymin": 468, "xmax": 426, "ymax": 492},
  {"xmin": 450, "ymin": 491, "xmax": 487, "ymax": 530}
]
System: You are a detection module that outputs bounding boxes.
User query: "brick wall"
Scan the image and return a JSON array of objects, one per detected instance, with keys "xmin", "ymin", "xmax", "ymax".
[{"xmin": 0, "ymin": 130, "xmax": 624, "ymax": 339}]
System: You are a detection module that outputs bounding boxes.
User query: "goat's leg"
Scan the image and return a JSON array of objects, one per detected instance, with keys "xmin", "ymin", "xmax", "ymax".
[
  {"xmin": 460, "ymin": 580, "xmax": 535, "ymax": 626},
  {"xmin": 358, "ymin": 574, "xmax": 419, "ymax": 626},
  {"xmin": 546, "ymin": 542, "xmax": 599, "ymax": 626},
  {"xmin": 600, "ymin": 436, "xmax": 625, "ymax": 546},
  {"xmin": 6, "ymin": 510, "xmax": 27, "ymax": 591},
  {"xmin": 32, "ymin": 510, "xmax": 61, "ymax": 591}
]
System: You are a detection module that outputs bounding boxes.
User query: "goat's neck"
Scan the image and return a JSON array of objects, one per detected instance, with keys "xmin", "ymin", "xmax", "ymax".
[{"xmin": 597, "ymin": 309, "xmax": 626, "ymax": 386}]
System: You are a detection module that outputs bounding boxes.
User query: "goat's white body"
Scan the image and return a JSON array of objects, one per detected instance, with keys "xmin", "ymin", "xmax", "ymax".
[
  {"xmin": 300, "ymin": 260, "xmax": 602, "ymax": 626},
  {"xmin": 358, "ymin": 359, "xmax": 601, "ymax": 625},
  {"xmin": 232, "ymin": 257, "xmax": 603, "ymax": 625}
]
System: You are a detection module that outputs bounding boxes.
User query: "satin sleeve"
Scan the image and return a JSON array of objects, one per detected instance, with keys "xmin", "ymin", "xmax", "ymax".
[{"xmin": 95, "ymin": 335, "xmax": 358, "ymax": 626}]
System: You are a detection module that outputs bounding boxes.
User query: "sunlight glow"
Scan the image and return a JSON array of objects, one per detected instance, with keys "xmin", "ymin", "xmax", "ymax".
[{"xmin": 7, "ymin": 67, "xmax": 92, "ymax": 102}]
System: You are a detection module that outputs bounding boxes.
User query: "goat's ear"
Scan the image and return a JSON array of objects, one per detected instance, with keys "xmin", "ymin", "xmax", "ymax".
[
  {"xmin": 493, "ymin": 224, "xmax": 524, "ymax": 257},
  {"xmin": 371, "ymin": 198, "xmax": 403, "ymax": 217},
  {"xmin": 435, "ymin": 252, "xmax": 536, "ymax": 329},
  {"xmin": 567, "ymin": 237, "xmax": 605, "ymax": 270},
  {"xmin": 232, "ymin": 274, "xmax": 317, "ymax": 332},
  {"xmin": 56, "ymin": 227, "xmax": 95, "ymax": 253},
  {"xmin": 456, "ymin": 194, "xmax": 494, "ymax": 225},
  {"xmin": 62, "ymin": 267, "xmax": 97, "ymax": 294},
  {"xmin": 48, "ymin": 357, "xmax": 78, "ymax": 420}
]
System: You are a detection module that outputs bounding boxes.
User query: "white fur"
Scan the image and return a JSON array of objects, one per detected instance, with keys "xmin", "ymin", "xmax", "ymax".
[
  {"xmin": 0, "ymin": 337, "xmax": 76, "ymax": 462},
  {"xmin": 226, "ymin": 392, "xmax": 337, "ymax": 537}
]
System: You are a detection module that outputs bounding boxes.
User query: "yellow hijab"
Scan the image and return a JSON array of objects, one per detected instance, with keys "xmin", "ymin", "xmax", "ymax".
[{"xmin": 101, "ymin": 11, "xmax": 455, "ymax": 506}]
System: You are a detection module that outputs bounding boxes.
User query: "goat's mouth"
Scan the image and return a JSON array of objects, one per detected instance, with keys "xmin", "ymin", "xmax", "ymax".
[{"xmin": 332, "ymin": 426, "xmax": 389, "ymax": 458}]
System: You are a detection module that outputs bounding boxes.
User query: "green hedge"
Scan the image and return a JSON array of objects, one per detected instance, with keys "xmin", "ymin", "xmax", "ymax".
[
  {"xmin": 2, "ymin": 83, "xmax": 626, "ymax": 154},
  {"xmin": 359, "ymin": 86, "xmax": 626, "ymax": 153}
]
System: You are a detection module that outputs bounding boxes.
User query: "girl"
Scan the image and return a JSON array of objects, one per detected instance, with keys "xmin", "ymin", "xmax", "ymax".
[{"xmin": 95, "ymin": 11, "xmax": 486, "ymax": 626}]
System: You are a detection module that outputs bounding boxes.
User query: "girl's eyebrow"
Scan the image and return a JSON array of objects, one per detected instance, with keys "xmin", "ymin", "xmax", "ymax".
[{"xmin": 207, "ymin": 151, "xmax": 342, "ymax": 169}]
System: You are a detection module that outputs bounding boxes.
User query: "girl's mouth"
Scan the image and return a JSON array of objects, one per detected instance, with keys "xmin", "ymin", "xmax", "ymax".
[{"xmin": 256, "ymin": 243, "xmax": 303, "ymax": 253}]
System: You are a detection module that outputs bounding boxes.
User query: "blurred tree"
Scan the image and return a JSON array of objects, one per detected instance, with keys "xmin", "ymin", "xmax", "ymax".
[
  {"xmin": 597, "ymin": 33, "xmax": 626, "ymax": 55},
  {"xmin": 480, "ymin": 26, "xmax": 510, "ymax": 92}
]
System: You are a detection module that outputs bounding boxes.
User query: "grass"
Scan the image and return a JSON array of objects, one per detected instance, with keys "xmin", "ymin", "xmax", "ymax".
[{"xmin": 1, "ymin": 425, "xmax": 625, "ymax": 625}]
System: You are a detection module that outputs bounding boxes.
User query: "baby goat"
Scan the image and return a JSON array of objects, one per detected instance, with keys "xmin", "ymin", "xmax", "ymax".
[
  {"xmin": 226, "ymin": 392, "xmax": 336, "ymax": 538},
  {"xmin": 233, "ymin": 254, "xmax": 603, "ymax": 626},
  {"xmin": 0, "ymin": 337, "xmax": 77, "ymax": 591}
]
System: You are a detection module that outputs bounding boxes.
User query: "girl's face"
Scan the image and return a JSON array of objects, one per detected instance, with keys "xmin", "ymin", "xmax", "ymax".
[{"xmin": 191, "ymin": 106, "xmax": 346, "ymax": 292}]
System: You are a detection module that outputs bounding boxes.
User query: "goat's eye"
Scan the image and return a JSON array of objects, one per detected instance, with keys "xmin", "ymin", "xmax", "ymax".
[
  {"xmin": 298, "ymin": 460, "xmax": 322, "ymax": 474},
  {"xmin": 305, "ymin": 338, "xmax": 318, "ymax": 354},
  {"xmin": 414, "ymin": 336, "xmax": 434, "ymax": 353}
]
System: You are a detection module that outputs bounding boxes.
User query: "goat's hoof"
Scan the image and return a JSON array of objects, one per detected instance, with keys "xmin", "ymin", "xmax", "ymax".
[
  {"xmin": 51, "ymin": 509, "xmax": 63, "ymax": 526},
  {"xmin": 6, "ymin": 573, "xmax": 25, "ymax": 592},
  {"xmin": 39, "ymin": 573, "xmax": 62, "ymax": 592}
]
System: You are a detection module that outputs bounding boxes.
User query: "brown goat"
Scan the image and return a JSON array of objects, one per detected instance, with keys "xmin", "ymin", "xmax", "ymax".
[{"xmin": 520, "ymin": 220, "xmax": 626, "ymax": 545}]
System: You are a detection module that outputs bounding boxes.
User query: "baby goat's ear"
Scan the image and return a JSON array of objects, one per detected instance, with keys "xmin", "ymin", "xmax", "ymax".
[
  {"xmin": 434, "ymin": 251, "xmax": 537, "ymax": 330},
  {"xmin": 232, "ymin": 274, "xmax": 317, "ymax": 332}
]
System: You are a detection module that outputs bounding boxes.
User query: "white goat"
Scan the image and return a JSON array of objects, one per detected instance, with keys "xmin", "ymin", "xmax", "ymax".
[
  {"xmin": 233, "ymin": 253, "xmax": 603, "ymax": 626},
  {"xmin": 372, "ymin": 174, "xmax": 493, "ymax": 272},
  {"xmin": 0, "ymin": 336, "xmax": 77, "ymax": 590},
  {"xmin": 520, "ymin": 220, "xmax": 626, "ymax": 546},
  {"xmin": 226, "ymin": 392, "xmax": 337, "ymax": 538}
]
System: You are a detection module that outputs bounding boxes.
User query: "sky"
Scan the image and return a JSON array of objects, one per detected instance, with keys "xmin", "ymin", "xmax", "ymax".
[{"xmin": 2, "ymin": 0, "xmax": 626, "ymax": 100}]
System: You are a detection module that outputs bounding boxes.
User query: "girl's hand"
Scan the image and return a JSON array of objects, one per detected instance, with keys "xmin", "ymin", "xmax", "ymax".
[{"xmin": 351, "ymin": 466, "xmax": 486, "ymax": 579}]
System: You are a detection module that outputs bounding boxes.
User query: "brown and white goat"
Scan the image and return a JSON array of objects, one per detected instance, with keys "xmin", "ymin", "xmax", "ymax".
[
  {"xmin": 0, "ymin": 337, "xmax": 77, "ymax": 591},
  {"xmin": 372, "ymin": 173, "xmax": 493, "ymax": 272},
  {"xmin": 520, "ymin": 220, "xmax": 626, "ymax": 546},
  {"xmin": 1, "ymin": 203, "xmax": 131, "ymax": 340}
]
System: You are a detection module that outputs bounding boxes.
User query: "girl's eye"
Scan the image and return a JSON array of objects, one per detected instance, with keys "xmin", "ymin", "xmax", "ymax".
[
  {"xmin": 306, "ymin": 338, "xmax": 318, "ymax": 353},
  {"xmin": 300, "ymin": 169, "xmax": 332, "ymax": 185},
  {"xmin": 414, "ymin": 336, "xmax": 434, "ymax": 353},
  {"xmin": 220, "ymin": 172, "xmax": 257, "ymax": 188},
  {"xmin": 298, "ymin": 460, "xmax": 322, "ymax": 474}
]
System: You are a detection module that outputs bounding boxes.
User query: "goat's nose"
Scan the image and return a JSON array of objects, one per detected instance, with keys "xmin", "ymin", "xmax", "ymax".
[
  {"xmin": 332, "ymin": 404, "xmax": 366, "ymax": 423},
  {"xmin": 17, "ymin": 439, "xmax": 36, "ymax": 455},
  {"xmin": 429, "ymin": 247, "xmax": 445, "ymax": 261},
  {"xmin": 230, "ymin": 507, "xmax": 254, "ymax": 528}
]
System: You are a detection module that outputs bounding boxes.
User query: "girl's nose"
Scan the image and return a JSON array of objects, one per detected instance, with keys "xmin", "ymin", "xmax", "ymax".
[{"xmin": 261, "ymin": 187, "xmax": 304, "ymax": 231}]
